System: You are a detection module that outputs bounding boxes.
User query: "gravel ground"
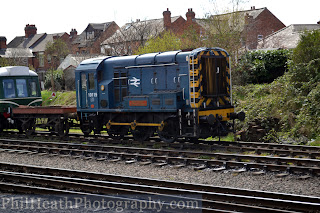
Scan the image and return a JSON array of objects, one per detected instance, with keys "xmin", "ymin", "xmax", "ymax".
[{"xmin": 0, "ymin": 152, "xmax": 319, "ymax": 197}]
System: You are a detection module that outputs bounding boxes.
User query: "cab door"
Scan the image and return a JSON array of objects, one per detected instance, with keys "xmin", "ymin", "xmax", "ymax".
[
  {"xmin": 80, "ymin": 73, "xmax": 88, "ymax": 109},
  {"xmin": 80, "ymin": 72, "xmax": 99, "ymax": 109}
]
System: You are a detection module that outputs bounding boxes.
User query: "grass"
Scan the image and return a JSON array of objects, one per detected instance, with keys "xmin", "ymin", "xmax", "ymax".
[
  {"xmin": 205, "ymin": 133, "xmax": 235, "ymax": 142},
  {"xmin": 41, "ymin": 90, "xmax": 76, "ymax": 106}
]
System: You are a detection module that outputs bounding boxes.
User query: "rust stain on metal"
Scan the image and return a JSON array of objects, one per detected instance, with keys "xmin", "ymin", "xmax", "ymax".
[{"xmin": 129, "ymin": 100, "xmax": 147, "ymax": 106}]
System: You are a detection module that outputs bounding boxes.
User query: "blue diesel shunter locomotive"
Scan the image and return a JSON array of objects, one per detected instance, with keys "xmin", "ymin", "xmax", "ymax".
[{"xmin": 75, "ymin": 47, "xmax": 244, "ymax": 142}]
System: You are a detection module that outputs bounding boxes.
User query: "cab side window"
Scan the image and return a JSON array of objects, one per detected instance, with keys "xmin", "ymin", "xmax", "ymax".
[
  {"xmin": 29, "ymin": 80, "xmax": 38, "ymax": 97},
  {"xmin": 88, "ymin": 73, "xmax": 95, "ymax": 90},
  {"xmin": 16, "ymin": 79, "xmax": 28, "ymax": 98},
  {"xmin": 3, "ymin": 79, "xmax": 16, "ymax": 98}
]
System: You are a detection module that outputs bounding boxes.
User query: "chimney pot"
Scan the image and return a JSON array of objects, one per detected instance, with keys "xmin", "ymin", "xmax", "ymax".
[
  {"xmin": 25, "ymin": 24, "xmax": 37, "ymax": 38},
  {"xmin": 0, "ymin": 36, "xmax": 7, "ymax": 49},
  {"xmin": 186, "ymin": 8, "xmax": 195, "ymax": 22},
  {"xmin": 163, "ymin": 8, "xmax": 171, "ymax": 29}
]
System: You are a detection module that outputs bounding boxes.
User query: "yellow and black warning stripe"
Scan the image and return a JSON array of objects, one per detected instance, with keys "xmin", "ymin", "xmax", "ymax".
[{"xmin": 189, "ymin": 48, "xmax": 231, "ymax": 109}]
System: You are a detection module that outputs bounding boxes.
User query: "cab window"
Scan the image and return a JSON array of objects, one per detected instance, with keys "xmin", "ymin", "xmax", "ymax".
[
  {"xmin": 16, "ymin": 79, "xmax": 28, "ymax": 98},
  {"xmin": 88, "ymin": 73, "xmax": 95, "ymax": 90},
  {"xmin": 3, "ymin": 79, "xmax": 16, "ymax": 98},
  {"xmin": 29, "ymin": 80, "xmax": 38, "ymax": 97}
]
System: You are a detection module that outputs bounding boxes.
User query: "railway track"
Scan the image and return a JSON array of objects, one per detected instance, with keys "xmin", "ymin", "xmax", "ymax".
[
  {"xmin": 0, "ymin": 138, "xmax": 320, "ymax": 176},
  {"xmin": 0, "ymin": 162, "xmax": 319, "ymax": 212},
  {"xmin": 3, "ymin": 130, "xmax": 320, "ymax": 159}
]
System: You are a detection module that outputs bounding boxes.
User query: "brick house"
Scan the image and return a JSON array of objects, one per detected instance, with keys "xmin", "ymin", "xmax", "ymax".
[
  {"xmin": 0, "ymin": 36, "xmax": 33, "ymax": 66},
  {"xmin": 198, "ymin": 7, "xmax": 285, "ymax": 49},
  {"xmin": 71, "ymin": 22, "xmax": 119, "ymax": 55},
  {"xmin": 101, "ymin": 8, "xmax": 203, "ymax": 56},
  {"xmin": 7, "ymin": 24, "xmax": 73, "ymax": 84}
]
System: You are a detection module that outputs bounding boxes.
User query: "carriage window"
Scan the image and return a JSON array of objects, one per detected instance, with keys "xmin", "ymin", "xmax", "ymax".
[
  {"xmin": 16, "ymin": 79, "xmax": 28, "ymax": 98},
  {"xmin": 88, "ymin": 73, "xmax": 95, "ymax": 90},
  {"xmin": 3, "ymin": 79, "xmax": 16, "ymax": 98},
  {"xmin": 29, "ymin": 81, "xmax": 38, "ymax": 97}
]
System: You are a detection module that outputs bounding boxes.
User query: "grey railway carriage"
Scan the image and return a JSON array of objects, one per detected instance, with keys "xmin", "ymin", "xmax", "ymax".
[
  {"xmin": 75, "ymin": 47, "xmax": 244, "ymax": 142},
  {"xmin": 0, "ymin": 66, "xmax": 42, "ymax": 131}
]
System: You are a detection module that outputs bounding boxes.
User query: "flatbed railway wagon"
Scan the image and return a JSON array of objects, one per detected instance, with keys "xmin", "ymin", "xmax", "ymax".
[{"xmin": 76, "ymin": 47, "xmax": 244, "ymax": 141}]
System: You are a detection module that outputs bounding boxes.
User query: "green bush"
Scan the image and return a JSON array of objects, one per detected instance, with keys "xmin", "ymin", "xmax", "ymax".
[
  {"xmin": 292, "ymin": 29, "xmax": 320, "ymax": 64},
  {"xmin": 234, "ymin": 49, "xmax": 292, "ymax": 85},
  {"xmin": 44, "ymin": 69, "xmax": 65, "ymax": 90}
]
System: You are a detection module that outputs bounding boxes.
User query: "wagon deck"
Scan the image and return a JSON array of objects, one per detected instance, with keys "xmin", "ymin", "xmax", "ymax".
[{"xmin": 12, "ymin": 106, "xmax": 77, "ymax": 114}]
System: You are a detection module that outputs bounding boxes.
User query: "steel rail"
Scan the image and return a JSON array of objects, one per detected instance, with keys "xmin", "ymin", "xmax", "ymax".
[
  {"xmin": 0, "ymin": 139, "xmax": 320, "ymax": 176},
  {"xmin": 1, "ymin": 162, "xmax": 320, "ymax": 205},
  {"xmin": 2, "ymin": 132, "xmax": 320, "ymax": 159},
  {"xmin": 0, "ymin": 168, "xmax": 319, "ymax": 212}
]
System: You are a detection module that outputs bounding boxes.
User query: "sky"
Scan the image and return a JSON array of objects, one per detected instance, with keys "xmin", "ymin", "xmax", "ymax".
[{"xmin": 1, "ymin": 0, "xmax": 319, "ymax": 43}]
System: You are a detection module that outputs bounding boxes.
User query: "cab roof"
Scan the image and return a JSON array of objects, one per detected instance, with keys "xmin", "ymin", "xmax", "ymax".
[{"xmin": 0, "ymin": 66, "xmax": 38, "ymax": 76}]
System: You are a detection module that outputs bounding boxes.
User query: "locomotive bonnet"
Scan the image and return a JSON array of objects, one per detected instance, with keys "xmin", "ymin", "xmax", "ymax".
[{"xmin": 75, "ymin": 47, "xmax": 244, "ymax": 142}]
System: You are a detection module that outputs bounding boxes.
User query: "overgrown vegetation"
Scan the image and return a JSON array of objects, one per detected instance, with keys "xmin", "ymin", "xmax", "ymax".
[
  {"xmin": 44, "ymin": 69, "xmax": 65, "ymax": 90},
  {"xmin": 234, "ymin": 30, "xmax": 320, "ymax": 143},
  {"xmin": 41, "ymin": 90, "xmax": 76, "ymax": 106},
  {"xmin": 135, "ymin": 31, "xmax": 183, "ymax": 55},
  {"xmin": 234, "ymin": 49, "xmax": 292, "ymax": 84}
]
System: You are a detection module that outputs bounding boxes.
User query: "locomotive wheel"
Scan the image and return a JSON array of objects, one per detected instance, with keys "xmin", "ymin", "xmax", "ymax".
[
  {"xmin": 81, "ymin": 123, "xmax": 92, "ymax": 137},
  {"xmin": 55, "ymin": 120, "xmax": 69, "ymax": 138},
  {"xmin": 132, "ymin": 127, "xmax": 154, "ymax": 142},
  {"xmin": 107, "ymin": 127, "xmax": 127, "ymax": 140},
  {"xmin": 22, "ymin": 119, "xmax": 35, "ymax": 136},
  {"xmin": 157, "ymin": 119, "xmax": 178, "ymax": 143}
]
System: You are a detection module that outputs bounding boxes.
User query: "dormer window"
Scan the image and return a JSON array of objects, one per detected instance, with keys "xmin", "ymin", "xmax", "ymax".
[{"xmin": 86, "ymin": 31, "xmax": 94, "ymax": 40}]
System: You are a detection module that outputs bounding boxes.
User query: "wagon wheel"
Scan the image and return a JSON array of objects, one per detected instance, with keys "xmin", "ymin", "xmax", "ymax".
[
  {"xmin": 132, "ymin": 127, "xmax": 154, "ymax": 142},
  {"xmin": 55, "ymin": 119, "xmax": 69, "ymax": 138},
  {"xmin": 22, "ymin": 119, "xmax": 36, "ymax": 136},
  {"xmin": 157, "ymin": 118, "xmax": 178, "ymax": 143}
]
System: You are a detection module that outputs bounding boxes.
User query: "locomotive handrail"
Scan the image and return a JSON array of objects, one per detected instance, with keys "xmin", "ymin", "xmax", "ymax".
[{"xmin": 124, "ymin": 63, "xmax": 177, "ymax": 69}]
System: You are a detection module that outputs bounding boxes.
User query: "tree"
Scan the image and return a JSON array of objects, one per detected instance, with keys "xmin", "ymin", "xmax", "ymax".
[
  {"xmin": 102, "ymin": 19, "xmax": 163, "ymax": 56},
  {"xmin": 135, "ymin": 31, "xmax": 182, "ymax": 54},
  {"xmin": 0, "ymin": 57, "xmax": 10, "ymax": 67},
  {"xmin": 203, "ymin": 0, "xmax": 248, "ymax": 61},
  {"xmin": 45, "ymin": 38, "xmax": 69, "ymax": 90},
  {"xmin": 292, "ymin": 29, "xmax": 320, "ymax": 64}
]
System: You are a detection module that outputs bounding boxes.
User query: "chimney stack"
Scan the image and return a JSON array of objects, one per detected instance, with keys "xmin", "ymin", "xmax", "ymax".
[
  {"xmin": 25, "ymin": 24, "xmax": 37, "ymax": 38},
  {"xmin": 0, "ymin": 37, "xmax": 7, "ymax": 49},
  {"xmin": 317, "ymin": 20, "xmax": 320, "ymax": 24},
  {"xmin": 163, "ymin": 8, "xmax": 171, "ymax": 29},
  {"xmin": 251, "ymin": 6, "xmax": 256, "ymax": 10},
  {"xmin": 186, "ymin": 8, "xmax": 195, "ymax": 23},
  {"xmin": 70, "ymin": 28, "xmax": 78, "ymax": 38}
]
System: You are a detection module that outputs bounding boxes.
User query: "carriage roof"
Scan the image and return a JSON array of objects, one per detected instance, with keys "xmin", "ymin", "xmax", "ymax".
[{"xmin": 0, "ymin": 66, "xmax": 38, "ymax": 77}]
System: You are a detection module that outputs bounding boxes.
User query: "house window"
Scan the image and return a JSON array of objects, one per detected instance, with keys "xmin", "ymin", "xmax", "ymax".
[
  {"xmin": 86, "ymin": 31, "xmax": 94, "ymax": 40},
  {"xmin": 47, "ymin": 54, "xmax": 51, "ymax": 64},
  {"xmin": 39, "ymin": 52, "xmax": 44, "ymax": 67},
  {"xmin": 257, "ymin": 34, "xmax": 263, "ymax": 40}
]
